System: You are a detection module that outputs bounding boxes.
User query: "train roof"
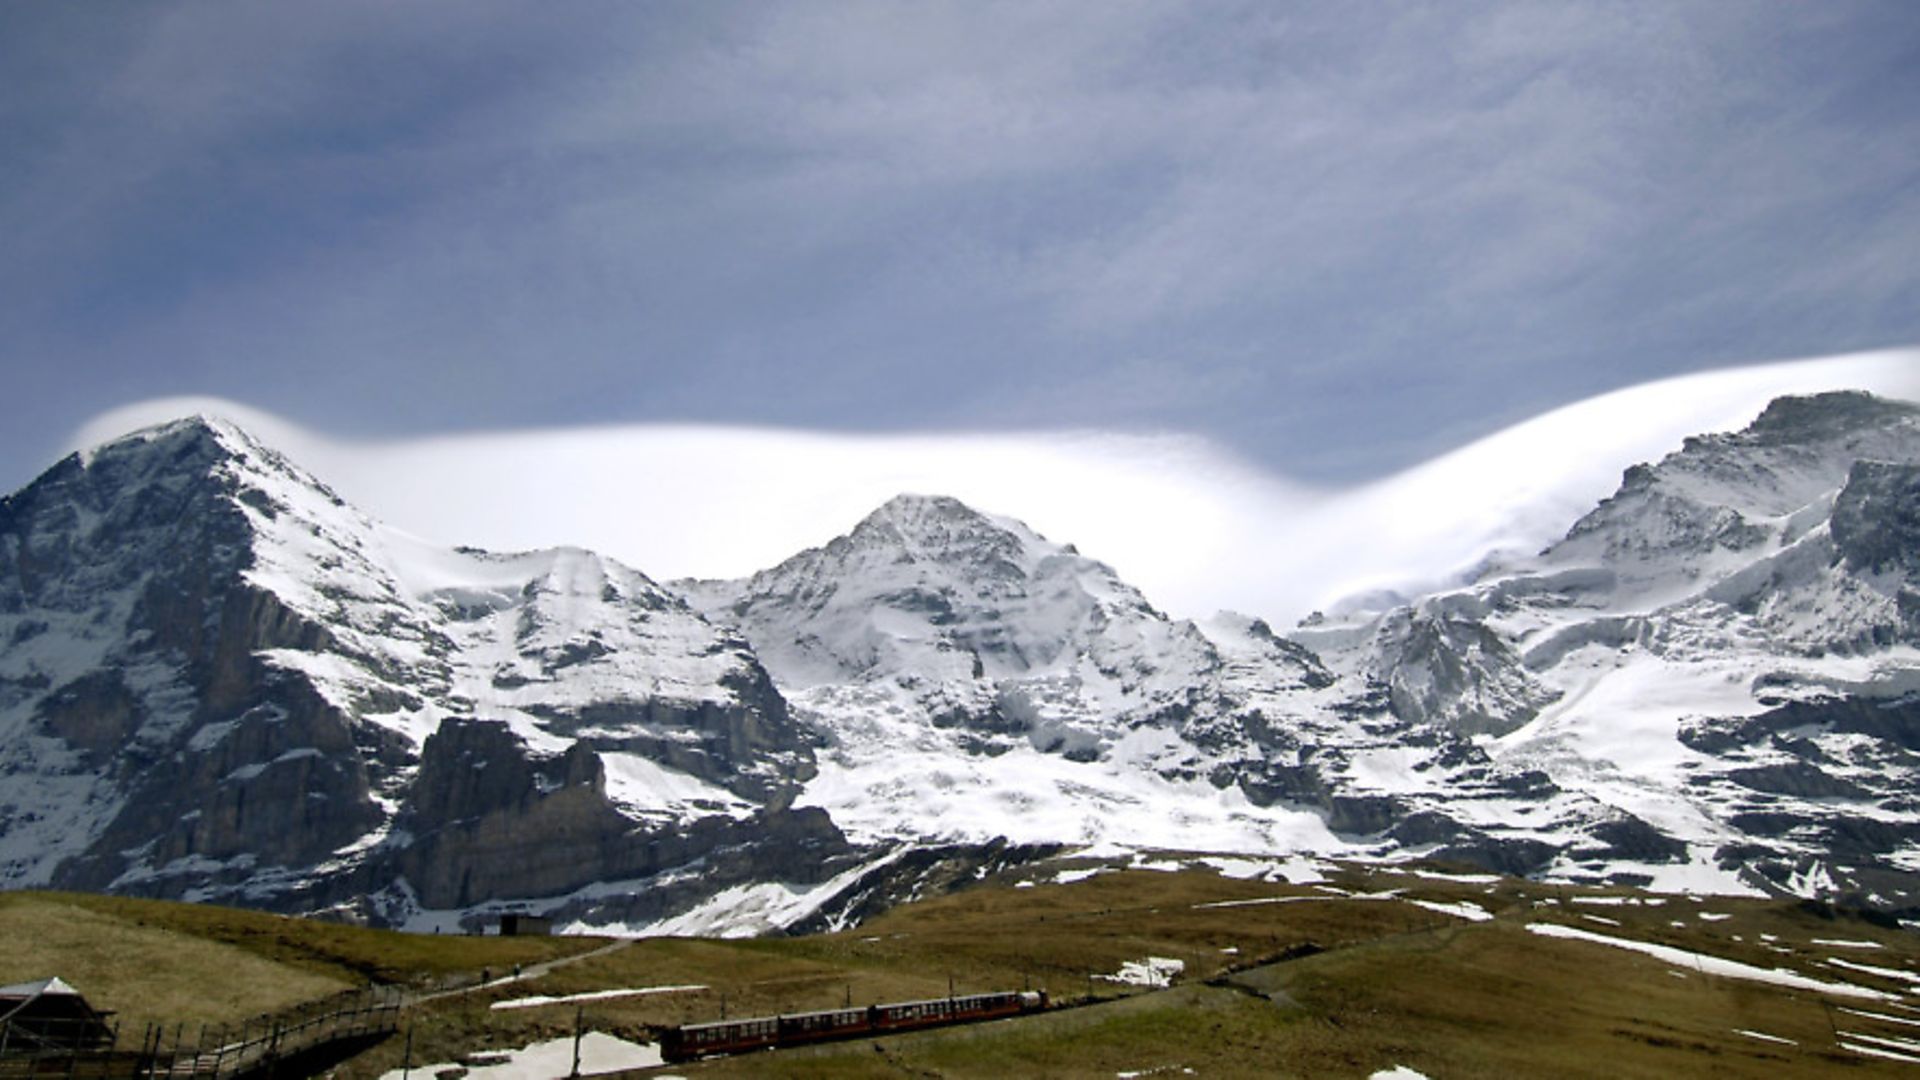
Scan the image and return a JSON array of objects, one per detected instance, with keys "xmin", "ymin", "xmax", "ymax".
[{"xmin": 672, "ymin": 989, "xmax": 1033, "ymax": 1034}]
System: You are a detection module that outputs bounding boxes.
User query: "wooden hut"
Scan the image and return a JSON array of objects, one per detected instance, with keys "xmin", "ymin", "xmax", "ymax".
[{"xmin": 0, "ymin": 977, "xmax": 115, "ymax": 1053}]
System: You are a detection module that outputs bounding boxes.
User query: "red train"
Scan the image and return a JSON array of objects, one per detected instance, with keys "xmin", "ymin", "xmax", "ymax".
[{"xmin": 659, "ymin": 990, "xmax": 1050, "ymax": 1062}]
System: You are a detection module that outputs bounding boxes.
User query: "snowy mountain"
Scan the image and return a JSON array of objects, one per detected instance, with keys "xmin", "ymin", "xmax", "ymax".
[
  {"xmin": 1307, "ymin": 391, "xmax": 1920, "ymax": 906},
  {"xmin": 5, "ymin": 390, "xmax": 1920, "ymax": 932},
  {"xmin": 0, "ymin": 417, "xmax": 850, "ymax": 930},
  {"xmin": 681, "ymin": 495, "xmax": 1650, "ymax": 880}
]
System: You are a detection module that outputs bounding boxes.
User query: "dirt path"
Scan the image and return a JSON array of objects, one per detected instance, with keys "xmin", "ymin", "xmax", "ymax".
[{"xmin": 413, "ymin": 937, "xmax": 637, "ymax": 1005}]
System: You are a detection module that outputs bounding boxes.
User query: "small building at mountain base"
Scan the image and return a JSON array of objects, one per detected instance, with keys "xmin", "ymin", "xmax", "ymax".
[
  {"xmin": 498, "ymin": 914, "xmax": 554, "ymax": 936},
  {"xmin": 0, "ymin": 977, "xmax": 116, "ymax": 1053}
]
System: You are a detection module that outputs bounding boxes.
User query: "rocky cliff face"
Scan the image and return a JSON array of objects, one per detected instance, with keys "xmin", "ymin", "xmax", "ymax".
[
  {"xmin": 1832, "ymin": 460, "xmax": 1920, "ymax": 579},
  {"xmin": 0, "ymin": 418, "xmax": 847, "ymax": 929},
  {"xmin": 0, "ymin": 422, "xmax": 395, "ymax": 895}
]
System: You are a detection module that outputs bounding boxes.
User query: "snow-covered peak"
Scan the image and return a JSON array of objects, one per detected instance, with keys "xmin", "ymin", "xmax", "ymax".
[
  {"xmin": 72, "ymin": 413, "xmax": 327, "ymax": 494},
  {"xmin": 1539, "ymin": 391, "xmax": 1920, "ymax": 601},
  {"xmin": 695, "ymin": 493, "xmax": 1177, "ymax": 689},
  {"xmin": 857, "ymin": 492, "xmax": 1022, "ymax": 539},
  {"xmin": 839, "ymin": 493, "xmax": 1063, "ymax": 579}
]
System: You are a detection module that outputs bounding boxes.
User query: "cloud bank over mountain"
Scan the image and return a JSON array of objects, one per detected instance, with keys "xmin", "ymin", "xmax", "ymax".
[{"xmin": 68, "ymin": 349, "xmax": 1920, "ymax": 622}]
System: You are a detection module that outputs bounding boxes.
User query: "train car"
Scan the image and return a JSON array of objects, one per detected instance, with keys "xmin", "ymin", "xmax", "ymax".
[
  {"xmin": 660, "ymin": 990, "xmax": 1049, "ymax": 1063},
  {"xmin": 777, "ymin": 1006, "xmax": 872, "ymax": 1047},
  {"xmin": 659, "ymin": 1015, "xmax": 780, "ymax": 1062},
  {"xmin": 871, "ymin": 991, "xmax": 1047, "ymax": 1034}
]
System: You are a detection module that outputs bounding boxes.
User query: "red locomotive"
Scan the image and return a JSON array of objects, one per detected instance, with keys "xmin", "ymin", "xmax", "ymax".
[{"xmin": 660, "ymin": 990, "xmax": 1049, "ymax": 1062}]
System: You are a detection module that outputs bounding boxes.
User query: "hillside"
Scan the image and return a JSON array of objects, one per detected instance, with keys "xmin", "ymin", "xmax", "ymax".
[{"xmin": 6, "ymin": 860, "xmax": 1920, "ymax": 1077}]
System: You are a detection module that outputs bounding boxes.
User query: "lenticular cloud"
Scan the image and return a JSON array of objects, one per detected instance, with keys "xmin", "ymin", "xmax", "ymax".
[{"xmin": 67, "ymin": 348, "xmax": 1920, "ymax": 623}]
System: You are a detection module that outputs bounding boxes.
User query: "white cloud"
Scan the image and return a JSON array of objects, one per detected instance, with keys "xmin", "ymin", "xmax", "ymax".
[{"xmin": 70, "ymin": 349, "xmax": 1920, "ymax": 625}]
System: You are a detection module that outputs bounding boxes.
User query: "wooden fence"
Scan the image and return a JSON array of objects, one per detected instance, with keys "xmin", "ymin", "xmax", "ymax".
[{"xmin": 0, "ymin": 986, "xmax": 400, "ymax": 1080}]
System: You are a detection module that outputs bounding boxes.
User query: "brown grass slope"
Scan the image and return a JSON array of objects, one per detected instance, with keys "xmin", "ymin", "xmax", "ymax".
[
  {"xmin": 10, "ymin": 860, "xmax": 1920, "ymax": 1078},
  {"xmin": 0, "ymin": 890, "xmax": 599, "ymax": 1031}
]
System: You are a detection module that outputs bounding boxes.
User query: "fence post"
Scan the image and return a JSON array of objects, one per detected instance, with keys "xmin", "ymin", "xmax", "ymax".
[{"xmin": 570, "ymin": 1006, "xmax": 584, "ymax": 1079}]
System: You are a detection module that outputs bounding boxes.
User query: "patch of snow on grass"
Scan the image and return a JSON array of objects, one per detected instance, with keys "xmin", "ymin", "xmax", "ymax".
[
  {"xmin": 1814, "ymin": 938, "xmax": 1885, "ymax": 949},
  {"xmin": 1403, "ymin": 868, "xmax": 1500, "ymax": 885},
  {"xmin": 1526, "ymin": 924, "xmax": 1895, "ymax": 1001},
  {"xmin": 1409, "ymin": 899, "xmax": 1493, "ymax": 922},
  {"xmin": 377, "ymin": 1032, "xmax": 661, "ymax": 1080},
  {"xmin": 492, "ymin": 985, "xmax": 706, "ymax": 1010},
  {"xmin": 1368, "ymin": 1067, "xmax": 1432, "ymax": 1080},
  {"xmin": 1842, "ymin": 1041, "xmax": 1920, "ymax": 1063},
  {"xmin": 1840, "ymin": 1007, "xmax": 1920, "ymax": 1029},
  {"xmin": 1097, "ymin": 957, "xmax": 1184, "ymax": 989},
  {"xmin": 1826, "ymin": 957, "xmax": 1920, "ymax": 985},
  {"xmin": 1841, "ymin": 1031, "xmax": 1920, "ymax": 1060},
  {"xmin": 1735, "ymin": 1029, "xmax": 1795, "ymax": 1045}
]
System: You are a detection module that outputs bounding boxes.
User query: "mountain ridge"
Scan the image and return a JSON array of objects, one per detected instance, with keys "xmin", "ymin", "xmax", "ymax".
[{"xmin": 6, "ymin": 392, "xmax": 1920, "ymax": 932}]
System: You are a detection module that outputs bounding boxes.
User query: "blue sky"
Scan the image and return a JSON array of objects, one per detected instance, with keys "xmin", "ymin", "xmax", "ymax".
[{"xmin": 4, "ymin": 1, "xmax": 1919, "ymax": 495}]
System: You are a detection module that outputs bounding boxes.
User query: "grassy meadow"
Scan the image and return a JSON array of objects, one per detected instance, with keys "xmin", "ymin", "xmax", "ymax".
[{"xmin": 6, "ymin": 858, "xmax": 1920, "ymax": 1077}]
